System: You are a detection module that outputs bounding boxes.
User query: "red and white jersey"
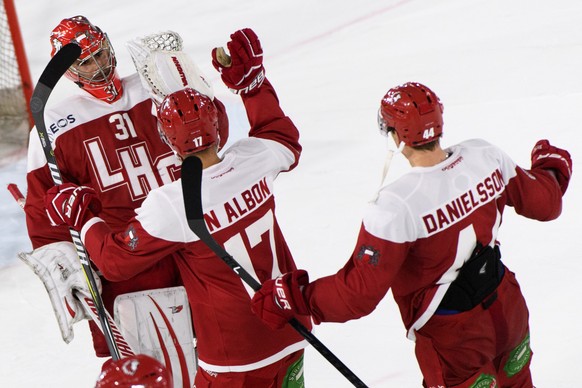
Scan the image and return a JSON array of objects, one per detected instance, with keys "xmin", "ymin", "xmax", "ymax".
[
  {"xmin": 304, "ymin": 138, "xmax": 563, "ymax": 340},
  {"xmin": 81, "ymin": 81, "xmax": 310, "ymax": 372},
  {"xmin": 25, "ymin": 73, "xmax": 181, "ymax": 247}
]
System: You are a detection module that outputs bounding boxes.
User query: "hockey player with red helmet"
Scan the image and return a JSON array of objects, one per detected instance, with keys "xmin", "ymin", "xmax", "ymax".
[
  {"xmin": 44, "ymin": 28, "xmax": 309, "ymax": 387},
  {"xmin": 23, "ymin": 16, "xmax": 229, "ymax": 358},
  {"xmin": 251, "ymin": 82, "xmax": 572, "ymax": 387},
  {"xmin": 95, "ymin": 354, "xmax": 172, "ymax": 388}
]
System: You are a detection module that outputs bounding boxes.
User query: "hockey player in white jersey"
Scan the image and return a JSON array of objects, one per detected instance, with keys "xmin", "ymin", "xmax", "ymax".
[{"xmin": 251, "ymin": 82, "xmax": 572, "ymax": 387}]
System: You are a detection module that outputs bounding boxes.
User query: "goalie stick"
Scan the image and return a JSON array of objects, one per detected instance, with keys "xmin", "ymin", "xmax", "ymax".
[
  {"xmin": 181, "ymin": 156, "xmax": 369, "ymax": 388},
  {"xmin": 29, "ymin": 43, "xmax": 129, "ymax": 360}
]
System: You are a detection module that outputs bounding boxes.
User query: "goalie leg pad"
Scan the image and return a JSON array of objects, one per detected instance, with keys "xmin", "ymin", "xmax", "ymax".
[{"xmin": 114, "ymin": 286, "xmax": 197, "ymax": 388}]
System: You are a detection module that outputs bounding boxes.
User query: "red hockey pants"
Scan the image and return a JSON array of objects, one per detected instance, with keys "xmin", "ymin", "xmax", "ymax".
[{"xmin": 415, "ymin": 269, "xmax": 534, "ymax": 387}]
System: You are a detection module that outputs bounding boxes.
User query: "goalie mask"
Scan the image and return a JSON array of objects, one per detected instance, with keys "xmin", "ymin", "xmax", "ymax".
[
  {"xmin": 95, "ymin": 354, "xmax": 172, "ymax": 388},
  {"xmin": 157, "ymin": 88, "xmax": 219, "ymax": 157},
  {"xmin": 50, "ymin": 15, "xmax": 122, "ymax": 103},
  {"xmin": 378, "ymin": 82, "xmax": 444, "ymax": 147}
]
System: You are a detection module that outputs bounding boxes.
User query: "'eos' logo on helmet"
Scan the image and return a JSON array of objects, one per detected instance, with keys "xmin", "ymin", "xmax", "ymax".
[{"xmin": 49, "ymin": 114, "xmax": 76, "ymax": 134}]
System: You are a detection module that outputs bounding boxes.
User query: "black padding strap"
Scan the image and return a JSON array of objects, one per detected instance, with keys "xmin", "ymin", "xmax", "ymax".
[{"xmin": 438, "ymin": 243, "xmax": 504, "ymax": 312}]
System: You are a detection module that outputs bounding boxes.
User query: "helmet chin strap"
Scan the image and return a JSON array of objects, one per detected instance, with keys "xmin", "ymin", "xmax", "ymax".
[{"xmin": 370, "ymin": 140, "xmax": 405, "ymax": 203}]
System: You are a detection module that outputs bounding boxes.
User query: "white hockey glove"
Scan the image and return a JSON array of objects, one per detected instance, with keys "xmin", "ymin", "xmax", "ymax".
[
  {"xmin": 127, "ymin": 31, "xmax": 214, "ymax": 105},
  {"xmin": 18, "ymin": 241, "xmax": 102, "ymax": 344}
]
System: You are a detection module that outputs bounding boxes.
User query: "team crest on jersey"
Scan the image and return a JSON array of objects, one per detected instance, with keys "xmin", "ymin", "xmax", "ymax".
[
  {"xmin": 123, "ymin": 224, "xmax": 139, "ymax": 250},
  {"xmin": 356, "ymin": 245, "xmax": 380, "ymax": 266}
]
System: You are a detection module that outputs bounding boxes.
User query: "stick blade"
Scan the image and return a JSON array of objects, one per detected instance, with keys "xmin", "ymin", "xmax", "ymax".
[
  {"xmin": 38, "ymin": 43, "xmax": 81, "ymax": 90},
  {"xmin": 30, "ymin": 43, "xmax": 81, "ymax": 116}
]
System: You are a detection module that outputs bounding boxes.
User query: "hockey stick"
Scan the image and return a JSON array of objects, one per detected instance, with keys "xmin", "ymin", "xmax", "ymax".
[
  {"xmin": 30, "ymin": 43, "xmax": 129, "ymax": 360},
  {"xmin": 7, "ymin": 183, "xmax": 25, "ymax": 209},
  {"xmin": 181, "ymin": 156, "xmax": 368, "ymax": 388},
  {"xmin": 8, "ymin": 183, "xmax": 134, "ymax": 356}
]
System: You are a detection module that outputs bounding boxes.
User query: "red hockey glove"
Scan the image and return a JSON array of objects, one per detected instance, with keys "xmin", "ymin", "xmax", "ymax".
[
  {"xmin": 251, "ymin": 270, "xmax": 311, "ymax": 330},
  {"xmin": 531, "ymin": 139, "xmax": 572, "ymax": 195},
  {"xmin": 212, "ymin": 28, "xmax": 265, "ymax": 96},
  {"xmin": 45, "ymin": 183, "xmax": 102, "ymax": 230}
]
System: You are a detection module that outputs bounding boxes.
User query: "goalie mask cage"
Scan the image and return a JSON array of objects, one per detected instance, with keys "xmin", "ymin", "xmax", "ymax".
[{"xmin": 0, "ymin": 0, "xmax": 33, "ymax": 162}]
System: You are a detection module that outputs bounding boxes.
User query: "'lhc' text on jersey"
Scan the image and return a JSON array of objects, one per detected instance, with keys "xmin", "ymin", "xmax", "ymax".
[
  {"xmin": 421, "ymin": 168, "xmax": 505, "ymax": 235},
  {"xmin": 84, "ymin": 137, "xmax": 180, "ymax": 201}
]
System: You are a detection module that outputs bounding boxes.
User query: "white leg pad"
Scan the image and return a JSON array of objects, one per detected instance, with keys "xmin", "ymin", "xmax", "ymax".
[{"xmin": 114, "ymin": 286, "xmax": 196, "ymax": 388}]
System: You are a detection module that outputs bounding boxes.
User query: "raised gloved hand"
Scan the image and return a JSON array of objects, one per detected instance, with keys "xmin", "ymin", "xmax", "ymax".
[
  {"xmin": 45, "ymin": 183, "xmax": 102, "ymax": 230},
  {"xmin": 212, "ymin": 28, "xmax": 265, "ymax": 95},
  {"xmin": 531, "ymin": 139, "xmax": 572, "ymax": 194},
  {"xmin": 250, "ymin": 270, "xmax": 311, "ymax": 330}
]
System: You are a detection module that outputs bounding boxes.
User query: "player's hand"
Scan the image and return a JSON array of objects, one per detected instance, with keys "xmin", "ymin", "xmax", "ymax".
[
  {"xmin": 45, "ymin": 183, "xmax": 102, "ymax": 230},
  {"xmin": 211, "ymin": 28, "xmax": 265, "ymax": 96},
  {"xmin": 251, "ymin": 270, "xmax": 311, "ymax": 330},
  {"xmin": 531, "ymin": 139, "xmax": 572, "ymax": 195}
]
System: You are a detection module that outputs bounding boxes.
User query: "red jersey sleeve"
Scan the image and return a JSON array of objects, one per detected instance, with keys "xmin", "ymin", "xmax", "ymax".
[
  {"xmin": 25, "ymin": 165, "xmax": 70, "ymax": 249},
  {"xmin": 304, "ymin": 225, "xmax": 409, "ymax": 324},
  {"xmin": 504, "ymin": 167, "xmax": 563, "ymax": 221},
  {"xmin": 242, "ymin": 78, "xmax": 301, "ymax": 170},
  {"xmin": 24, "ymin": 128, "xmax": 81, "ymax": 249},
  {"xmin": 82, "ymin": 218, "xmax": 181, "ymax": 282}
]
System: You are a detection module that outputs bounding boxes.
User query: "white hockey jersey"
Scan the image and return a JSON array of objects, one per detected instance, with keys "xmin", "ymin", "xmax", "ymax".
[{"xmin": 303, "ymin": 138, "xmax": 563, "ymax": 339}]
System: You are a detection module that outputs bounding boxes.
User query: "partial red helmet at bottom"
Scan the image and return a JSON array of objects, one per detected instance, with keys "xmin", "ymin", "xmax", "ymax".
[
  {"xmin": 378, "ymin": 82, "xmax": 444, "ymax": 147},
  {"xmin": 95, "ymin": 354, "xmax": 172, "ymax": 388},
  {"xmin": 157, "ymin": 88, "xmax": 220, "ymax": 158}
]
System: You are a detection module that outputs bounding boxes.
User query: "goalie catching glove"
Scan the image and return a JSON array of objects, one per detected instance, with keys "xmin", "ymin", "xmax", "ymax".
[
  {"xmin": 212, "ymin": 28, "xmax": 265, "ymax": 95},
  {"xmin": 45, "ymin": 183, "xmax": 102, "ymax": 230},
  {"xmin": 530, "ymin": 139, "xmax": 572, "ymax": 195},
  {"xmin": 18, "ymin": 241, "xmax": 101, "ymax": 343},
  {"xmin": 250, "ymin": 270, "xmax": 311, "ymax": 330},
  {"xmin": 127, "ymin": 30, "xmax": 229, "ymax": 151},
  {"xmin": 127, "ymin": 30, "xmax": 214, "ymax": 105}
]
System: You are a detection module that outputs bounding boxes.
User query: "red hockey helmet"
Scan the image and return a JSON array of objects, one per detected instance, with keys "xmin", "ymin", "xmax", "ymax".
[
  {"xmin": 95, "ymin": 354, "xmax": 172, "ymax": 388},
  {"xmin": 378, "ymin": 82, "xmax": 444, "ymax": 147},
  {"xmin": 157, "ymin": 88, "xmax": 219, "ymax": 157},
  {"xmin": 50, "ymin": 15, "xmax": 122, "ymax": 103},
  {"xmin": 213, "ymin": 97, "xmax": 230, "ymax": 152}
]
